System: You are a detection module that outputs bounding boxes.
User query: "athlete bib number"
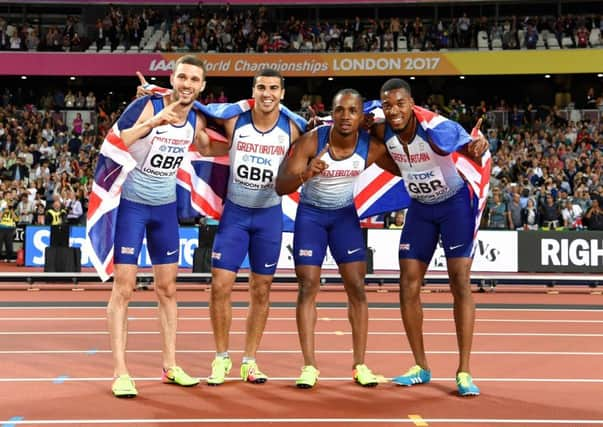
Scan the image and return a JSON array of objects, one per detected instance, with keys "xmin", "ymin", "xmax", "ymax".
[
  {"xmin": 403, "ymin": 167, "xmax": 450, "ymax": 202},
  {"xmin": 232, "ymin": 151, "xmax": 276, "ymax": 189},
  {"xmin": 141, "ymin": 142, "xmax": 185, "ymax": 177}
]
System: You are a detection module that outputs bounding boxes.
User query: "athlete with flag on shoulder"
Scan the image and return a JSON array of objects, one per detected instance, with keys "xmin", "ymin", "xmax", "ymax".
[{"xmin": 372, "ymin": 78, "xmax": 491, "ymax": 396}]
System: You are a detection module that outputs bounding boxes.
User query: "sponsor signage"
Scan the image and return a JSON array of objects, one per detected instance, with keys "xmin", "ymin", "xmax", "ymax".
[
  {"xmin": 24, "ymin": 226, "xmax": 234, "ymax": 269},
  {"xmin": 518, "ymin": 231, "xmax": 603, "ymax": 273},
  {"xmin": 367, "ymin": 229, "xmax": 518, "ymax": 272},
  {"xmin": 2, "ymin": 50, "xmax": 601, "ymax": 77}
]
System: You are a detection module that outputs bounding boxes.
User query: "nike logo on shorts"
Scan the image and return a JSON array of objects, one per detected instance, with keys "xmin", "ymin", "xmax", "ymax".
[
  {"xmin": 264, "ymin": 262, "xmax": 277, "ymax": 268},
  {"xmin": 166, "ymin": 250, "xmax": 178, "ymax": 256},
  {"xmin": 449, "ymin": 244, "xmax": 464, "ymax": 251},
  {"xmin": 347, "ymin": 248, "xmax": 362, "ymax": 255}
]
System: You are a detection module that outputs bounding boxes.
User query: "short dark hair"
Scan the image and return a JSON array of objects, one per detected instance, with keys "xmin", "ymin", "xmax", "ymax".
[
  {"xmin": 174, "ymin": 55, "xmax": 206, "ymax": 75},
  {"xmin": 253, "ymin": 68, "xmax": 284, "ymax": 87},
  {"xmin": 332, "ymin": 88, "xmax": 362, "ymax": 109},
  {"xmin": 380, "ymin": 78, "xmax": 411, "ymax": 96}
]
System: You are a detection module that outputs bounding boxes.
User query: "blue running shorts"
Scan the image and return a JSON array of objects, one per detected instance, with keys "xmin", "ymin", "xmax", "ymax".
[
  {"xmin": 114, "ymin": 199, "xmax": 179, "ymax": 265},
  {"xmin": 293, "ymin": 203, "xmax": 365, "ymax": 266},
  {"xmin": 399, "ymin": 185, "xmax": 477, "ymax": 263},
  {"xmin": 212, "ymin": 200, "xmax": 283, "ymax": 275}
]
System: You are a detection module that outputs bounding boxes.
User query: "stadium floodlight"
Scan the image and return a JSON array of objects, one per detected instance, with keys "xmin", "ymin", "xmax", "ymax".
[
  {"xmin": 70, "ymin": 76, "xmax": 76, "ymax": 81},
  {"xmin": 327, "ymin": 77, "xmax": 334, "ymax": 81},
  {"xmin": 459, "ymin": 75, "xmax": 465, "ymax": 80},
  {"xmin": 598, "ymin": 73, "xmax": 603, "ymax": 78},
  {"xmin": 544, "ymin": 74, "xmax": 551, "ymax": 78},
  {"xmin": 20, "ymin": 76, "xmax": 27, "ymax": 80},
  {"xmin": 410, "ymin": 76, "xmax": 416, "ymax": 80}
]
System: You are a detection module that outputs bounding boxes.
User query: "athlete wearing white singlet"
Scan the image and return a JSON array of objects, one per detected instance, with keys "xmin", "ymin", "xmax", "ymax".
[
  {"xmin": 107, "ymin": 55, "xmax": 208, "ymax": 398},
  {"xmin": 376, "ymin": 78, "xmax": 489, "ymax": 397},
  {"xmin": 276, "ymin": 89, "xmax": 398, "ymax": 389}
]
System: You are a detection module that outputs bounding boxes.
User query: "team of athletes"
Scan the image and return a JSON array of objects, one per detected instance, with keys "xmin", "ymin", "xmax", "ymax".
[{"xmin": 103, "ymin": 54, "xmax": 488, "ymax": 398}]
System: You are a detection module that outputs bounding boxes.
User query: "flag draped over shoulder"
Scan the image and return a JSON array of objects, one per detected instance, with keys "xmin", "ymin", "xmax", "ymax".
[
  {"xmin": 83, "ymin": 126, "xmax": 137, "ymax": 282},
  {"xmin": 411, "ymin": 105, "xmax": 492, "ymax": 237},
  {"xmin": 85, "ymin": 95, "xmax": 307, "ymax": 280}
]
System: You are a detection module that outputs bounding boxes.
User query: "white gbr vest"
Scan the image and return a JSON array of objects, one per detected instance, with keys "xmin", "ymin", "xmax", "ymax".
[
  {"xmin": 384, "ymin": 124, "xmax": 464, "ymax": 204},
  {"xmin": 122, "ymin": 97, "xmax": 196, "ymax": 205},
  {"xmin": 227, "ymin": 110, "xmax": 291, "ymax": 208}
]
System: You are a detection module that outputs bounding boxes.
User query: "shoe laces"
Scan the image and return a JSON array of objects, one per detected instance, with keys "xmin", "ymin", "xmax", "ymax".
[{"xmin": 301, "ymin": 365, "xmax": 319, "ymax": 376}]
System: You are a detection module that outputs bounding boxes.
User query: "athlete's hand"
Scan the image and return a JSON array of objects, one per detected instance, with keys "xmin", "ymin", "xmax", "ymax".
[
  {"xmin": 148, "ymin": 99, "xmax": 186, "ymax": 128},
  {"xmin": 468, "ymin": 118, "xmax": 488, "ymax": 158},
  {"xmin": 135, "ymin": 71, "xmax": 154, "ymax": 98},
  {"xmin": 306, "ymin": 106, "xmax": 323, "ymax": 130},
  {"xmin": 362, "ymin": 112, "xmax": 375, "ymax": 131},
  {"xmin": 303, "ymin": 143, "xmax": 330, "ymax": 180}
]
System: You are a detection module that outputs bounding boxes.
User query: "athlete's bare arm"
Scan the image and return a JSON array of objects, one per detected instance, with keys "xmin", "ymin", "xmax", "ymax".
[
  {"xmin": 120, "ymin": 97, "xmax": 187, "ymax": 147},
  {"xmin": 275, "ymin": 130, "xmax": 326, "ymax": 195},
  {"xmin": 367, "ymin": 136, "xmax": 400, "ymax": 176}
]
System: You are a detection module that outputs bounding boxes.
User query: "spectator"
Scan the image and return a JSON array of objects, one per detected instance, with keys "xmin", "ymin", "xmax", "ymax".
[
  {"xmin": 521, "ymin": 198, "xmax": 540, "ymax": 230},
  {"xmin": 583, "ymin": 196, "xmax": 603, "ymax": 230},
  {"xmin": 388, "ymin": 210, "xmax": 405, "ymax": 229}
]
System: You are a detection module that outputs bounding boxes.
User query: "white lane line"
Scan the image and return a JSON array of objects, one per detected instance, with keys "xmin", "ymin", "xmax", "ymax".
[
  {"xmin": 1, "ymin": 331, "xmax": 602, "ymax": 338},
  {"xmin": 0, "ymin": 350, "xmax": 602, "ymax": 355},
  {"xmin": 0, "ymin": 306, "xmax": 602, "ymax": 312},
  {"xmin": 0, "ymin": 376, "xmax": 602, "ymax": 383},
  {"xmin": 0, "ymin": 317, "xmax": 602, "ymax": 324},
  {"xmin": 0, "ymin": 418, "xmax": 602, "ymax": 425}
]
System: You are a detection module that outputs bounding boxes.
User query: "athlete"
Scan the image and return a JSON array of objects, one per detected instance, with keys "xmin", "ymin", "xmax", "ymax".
[
  {"xmin": 107, "ymin": 55, "xmax": 210, "ymax": 397},
  {"xmin": 276, "ymin": 88, "xmax": 398, "ymax": 388},
  {"xmin": 194, "ymin": 68, "xmax": 306, "ymax": 386},
  {"xmin": 375, "ymin": 78, "xmax": 489, "ymax": 396}
]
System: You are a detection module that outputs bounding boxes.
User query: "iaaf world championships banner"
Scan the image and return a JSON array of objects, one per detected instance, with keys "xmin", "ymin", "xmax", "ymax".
[{"xmin": 1, "ymin": 50, "xmax": 601, "ymax": 77}]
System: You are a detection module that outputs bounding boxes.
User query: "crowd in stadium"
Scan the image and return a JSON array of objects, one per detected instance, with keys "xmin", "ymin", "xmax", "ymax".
[{"xmin": 1, "ymin": 4, "xmax": 602, "ymax": 53}]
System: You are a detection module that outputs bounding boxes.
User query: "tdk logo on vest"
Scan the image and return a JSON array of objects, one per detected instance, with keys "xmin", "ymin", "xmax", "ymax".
[
  {"xmin": 409, "ymin": 171, "xmax": 435, "ymax": 180},
  {"xmin": 242, "ymin": 154, "xmax": 272, "ymax": 166},
  {"xmin": 541, "ymin": 239, "xmax": 603, "ymax": 266},
  {"xmin": 159, "ymin": 145, "xmax": 185, "ymax": 154}
]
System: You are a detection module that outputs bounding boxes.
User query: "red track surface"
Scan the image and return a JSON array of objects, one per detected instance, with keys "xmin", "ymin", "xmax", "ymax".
[{"xmin": 0, "ymin": 286, "xmax": 601, "ymax": 426}]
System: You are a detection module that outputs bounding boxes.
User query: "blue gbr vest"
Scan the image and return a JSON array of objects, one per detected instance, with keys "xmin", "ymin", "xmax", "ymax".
[
  {"xmin": 300, "ymin": 125, "xmax": 369, "ymax": 209},
  {"xmin": 227, "ymin": 110, "xmax": 292, "ymax": 208},
  {"xmin": 121, "ymin": 96, "xmax": 197, "ymax": 205}
]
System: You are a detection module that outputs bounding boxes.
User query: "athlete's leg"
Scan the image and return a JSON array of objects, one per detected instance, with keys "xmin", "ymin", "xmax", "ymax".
[
  {"xmin": 244, "ymin": 204, "xmax": 282, "ymax": 359},
  {"xmin": 244, "ymin": 272, "xmax": 272, "ymax": 358},
  {"xmin": 210, "ymin": 268, "xmax": 237, "ymax": 353},
  {"xmin": 398, "ymin": 201, "xmax": 438, "ymax": 371},
  {"xmin": 399, "ymin": 259, "xmax": 430, "ymax": 369},
  {"xmin": 108, "ymin": 200, "xmax": 147, "ymax": 378},
  {"xmin": 293, "ymin": 204, "xmax": 328, "ymax": 368},
  {"xmin": 338, "ymin": 261, "xmax": 368, "ymax": 367},
  {"xmin": 295, "ymin": 264, "xmax": 322, "ymax": 367},
  {"xmin": 108, "ymin": 264, "xmax": 138, "ymax": 377},
  {"xmin": 446, "ymin": 257, "xmax": 475, "ymax": 374},
  {"xmin": 153, "ymin": 262, "xmax": 179, "ymax": 369}
]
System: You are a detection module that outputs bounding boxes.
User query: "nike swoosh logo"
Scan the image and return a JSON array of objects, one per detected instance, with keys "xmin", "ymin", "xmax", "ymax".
[
  {"xmin": 449, "ymin": 244, "xmax": 464, "ymax": 251},
  {"xmin": 166, "ymin": 250, "xmax": 178, "ymax": 256},
  {"xmin": 347, "ymin": 248, "xmax": 362, "ymax": 255},
  {"xmin": 239, "ymin": 134, "xmax": 250, "ymax": 138},
  {"xmin": 156, "ymin": 130, "xmax": 168, "ymax": 135},
  {"xmin": 264, "ymin": 262, "xmax": 277, "ymax": 268},
  {"xmin": 387, "ymin": 144, "xmax": 397, "ymax": 150}
]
